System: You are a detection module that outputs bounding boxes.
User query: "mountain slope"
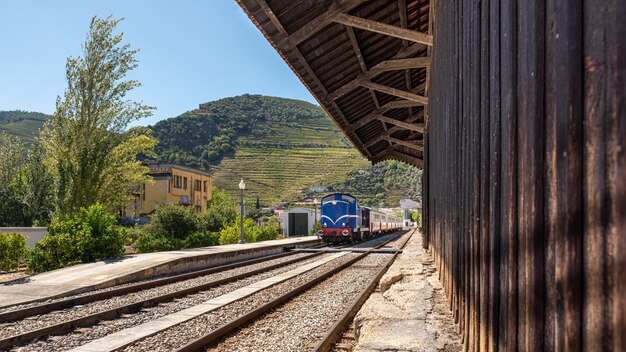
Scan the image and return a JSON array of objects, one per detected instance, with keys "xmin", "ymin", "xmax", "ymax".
[
  {"xmin": 146, "ymin": 94, "xmax": 371, "ymax": 204},
  {"xmin": 0, "ymin": 111, "xmax": 50, "ymax": 142}
]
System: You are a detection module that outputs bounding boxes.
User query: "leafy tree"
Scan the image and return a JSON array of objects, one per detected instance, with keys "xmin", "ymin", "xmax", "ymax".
[
  {"xmin": 197, "ymin": 188, "xmax": 237, "ymax": 232},
  {"xmin": 40, "ymin": 16, "xmax": 156, "ymax": 218},
  {"xmin": 0, "ymin": 190, "xmax": 28, "ymax": 227},
  {"xmin": 147, "ymin": 204, "xmax": 198, "ymax": 239},
  {"xmin": 14, "ymin": 142, "xmax": 53, "ymax": 225},
  {"xmin": 0, "ymin": 132, "xmax": 24, "ymax": 188}
]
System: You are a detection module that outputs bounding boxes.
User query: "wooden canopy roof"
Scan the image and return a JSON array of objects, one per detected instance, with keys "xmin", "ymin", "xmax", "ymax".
[{"xmin": 236, "ymin": 0, "xmax": 432, "ymax": 168}]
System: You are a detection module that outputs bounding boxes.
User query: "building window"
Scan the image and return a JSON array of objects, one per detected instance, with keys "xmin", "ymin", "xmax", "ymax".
[
  {"xmin": 195, "ymin": 180, "xmax": 202, "ymax": 191},
  {"xmin": 204, "ymin": 181, "xmax": 207, "ymax": 192},
  {"xmin": 174, "ymin": 176, "xmax": 187, "ymax": 188},
  {"xmin": 183, "ymin": 177, "xmax": 188, "ymax": 190}
]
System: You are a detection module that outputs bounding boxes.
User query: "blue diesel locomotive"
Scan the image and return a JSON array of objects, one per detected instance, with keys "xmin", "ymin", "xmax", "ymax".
[{"xmin": 316, "ymin": 193, "xmax": 403, "ymax": 243}]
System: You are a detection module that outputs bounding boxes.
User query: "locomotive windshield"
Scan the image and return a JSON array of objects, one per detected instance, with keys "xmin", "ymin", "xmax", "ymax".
[{"xmin": 320, "ymin": 193, "xmax": 358, "ymax": 228}]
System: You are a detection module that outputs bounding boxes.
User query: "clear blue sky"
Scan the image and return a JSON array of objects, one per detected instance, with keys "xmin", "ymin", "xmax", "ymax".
[{"xmin": 0, "ymin": 0, "xmax": 316, "ymax": 126}]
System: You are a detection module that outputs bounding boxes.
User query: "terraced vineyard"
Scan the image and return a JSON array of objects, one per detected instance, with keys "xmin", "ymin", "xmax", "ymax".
[
  {"xmin": 212, "ymin": 107, "xmax": 369, "ymax": 203},
  {"xmin": 0, "ymin": 110, "xmax": 50, "ymax": 142}
]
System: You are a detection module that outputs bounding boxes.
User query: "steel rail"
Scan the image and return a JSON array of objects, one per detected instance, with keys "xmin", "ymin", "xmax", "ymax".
[
  {"xmin": 0, "ymin": 251, "xmax": 299, "ymax": 323},
  {"xmin": 312, "ymin": 230, "xmax": 414, "ymax": 351},
  {"xmin": 174, "ymin": 231, "xmax": 408, "ymax": 352},
  {"xmin": 0, "ymin": 251, "xmax": 323, "ymax": 350}
]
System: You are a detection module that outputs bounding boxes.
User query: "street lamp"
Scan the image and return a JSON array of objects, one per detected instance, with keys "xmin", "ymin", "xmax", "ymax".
[
  {"xmin": 238, "ymin": 179, "xmax": 246, "ymax": 244},
  {"xmin": 313, "ymin": 198, "xmax": 318, "ymax": 237}
]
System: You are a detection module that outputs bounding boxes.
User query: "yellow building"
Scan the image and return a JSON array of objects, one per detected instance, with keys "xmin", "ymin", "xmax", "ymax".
[{"xmin": 128, "ymin": 163, "xmax": 212, "ymax": 217}]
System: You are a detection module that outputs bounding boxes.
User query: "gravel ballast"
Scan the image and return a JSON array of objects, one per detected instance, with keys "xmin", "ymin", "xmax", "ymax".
[
  {"xmin": 210, "ymin": 253, "xmax": 392, "ymax": 352},
  {"xmin": 8, "ymin": 253, "xmax": 334, "ymax": 352}
]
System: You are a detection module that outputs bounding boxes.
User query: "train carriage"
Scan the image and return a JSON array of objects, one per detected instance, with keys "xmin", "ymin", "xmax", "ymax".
[{"xmin": 317, "ymin": 192, "xmax": 403, "ymax": 243}]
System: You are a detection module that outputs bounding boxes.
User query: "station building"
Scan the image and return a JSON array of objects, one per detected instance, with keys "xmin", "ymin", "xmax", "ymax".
[{"xmin": 126, "ymin": 163, "xmax": 212, "ymax": 217}]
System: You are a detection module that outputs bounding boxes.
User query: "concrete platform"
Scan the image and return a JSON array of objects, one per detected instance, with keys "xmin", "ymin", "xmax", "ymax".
[
  {"xmin": 0, "ymin": 236, "xmax": 321, "ymax": 309},
  {"xmin": 351, "ymin": 230, "xmax": 462, "ymax": 351}
]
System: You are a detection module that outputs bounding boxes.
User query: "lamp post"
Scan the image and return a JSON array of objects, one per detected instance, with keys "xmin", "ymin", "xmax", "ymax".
[
  {"xmin": 313, "ymin": 198, "xmax": 318, "ymax": 237},
  {"xmin": 238, "ymin": 179, "xmax": 246, "ymax": 244}
]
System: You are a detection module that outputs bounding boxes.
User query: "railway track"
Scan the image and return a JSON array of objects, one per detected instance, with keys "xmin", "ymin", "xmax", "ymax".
[
  {"xmin": 0, "ymin": 232, "xmax": 408, "ymax": 351},
  {"xmin": 173, "ymin": 231, "xmax": 410, "ymax": 352},
  {"xmin": 0, "ymin": 251, "xmax": 325, "ymax": 350}
]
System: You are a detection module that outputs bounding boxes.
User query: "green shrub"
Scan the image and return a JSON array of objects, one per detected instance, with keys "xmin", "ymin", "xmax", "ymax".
[
  {"xmin": 198, "ymin": 189, "xmax": 237, "ymax": 232},
  {"xmin": 0, "ymin": 232, "xmax": 29, "ymax": 271},
  {"xmin": 219, "ymin": 219, "xmax": 258, "ymax": 245},
  {"xmin": 184, "ymin": 231, "xmax": 220, "ymax": 248},
  {"xmin": 27, "ymin": 232, "xmax": 76, "ymax": 273},
  {"xmin": 256, "ymin": 225, "xmax": 282, "ymax": 242},
  {"xmin": 149, "ymin": 204, "xmax": 198, "ymax": 239},
  {"xmin": 135, "ymin": 232, "xmax": 183, "ymax": 253},
  {"xmin": 27, "ymin": 204, "xmax": 127, "ymax": 273}
]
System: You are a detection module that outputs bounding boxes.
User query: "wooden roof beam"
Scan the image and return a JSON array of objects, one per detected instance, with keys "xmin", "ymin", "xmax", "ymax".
[
  {"xmin": 349, "ymin": 100, "xmax": 423, "ymax": 131},
  {"xmin": 278, "ymin": 0, "xmax": 367, "ymax": 48},
  {"xmin": 328, "ymin": 57, "xmax": 430, "ymax": 100},
  {"xmin": 377, "ymin": 116, "xmax": 425, "ymax": 133},
  {"xmin": 389, "ymin": 150, "xmax": 423, "ymax": 167},
  {"xmin": 368, "ymin": 57, "xmax": 431, "ymax": 74},
  {"xmin": 360, "ymin": 81, "xmax": 428, "ymax": 105},
  {"xmin": 384, "ymin": 136, "xmax": 424, "ymax": 151},
  {"xmin": 333, "ymin": 13, "xmax": 433, "ymax": 46},
  {"xmin": 255, "ymin": 0, "xmax": 373, "ymax": 158}
]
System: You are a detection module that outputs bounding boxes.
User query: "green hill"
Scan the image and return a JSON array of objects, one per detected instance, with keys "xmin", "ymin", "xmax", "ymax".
[
  {"xmin": 145, "ymin": 94, "xmax": 366, "ymax": 204},
  {"xmin": 2, "ymin": 96, "xmax": 421, "ymax": 207},
  {"xmin": 146, "ymin": 94, "xmax": 421, "ymax": 206},
  {"xmin": 0, "ymin": 110, "xmax": 50, "ymax": 142}
]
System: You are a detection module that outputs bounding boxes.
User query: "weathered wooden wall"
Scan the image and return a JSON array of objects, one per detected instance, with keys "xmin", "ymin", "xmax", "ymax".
[{"xmin": 424, "ymin": 0, "xmax": 625, "ymax": 351}]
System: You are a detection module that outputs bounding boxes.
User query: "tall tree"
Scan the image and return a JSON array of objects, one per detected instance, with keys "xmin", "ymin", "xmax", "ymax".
[
  {"xmin": 0, "ymin": 132, "xmax": 24, "ymax": 188},
  {"xmin": 41, "ymin": 16, "xmax": 156, "ymax": 217},
  {"xmin": 15, "ymin": 141, "xmax": 53, "ymax": 225}
]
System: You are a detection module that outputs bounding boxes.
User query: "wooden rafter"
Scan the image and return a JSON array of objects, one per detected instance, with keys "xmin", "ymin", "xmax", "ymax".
[
  {"xmin": 384, "ymin": 136, "xmax": 424, "ymax": 151},
  {"xmin": 329, "ymin": 55, "xmax": 429, "ymax": 101},
  {"xmin": 360, "ymin": 81, "xmax": 428, "ymax": 104},
  {"xmin": 390, "ymin": 150, "xmax": 423, "ymax": 167},
  {"xmin": 345, "ymin": 25, "xmax": 381, "ymax": 109},
  {"xmin": 333, "ymin": 13, "xmax": 433, "ymax": 46},
  {"xmin": 377, "ymin": 116, "xmax": 425, "ymax": 132},
  {"xmin": 277, "ymin": 0, "xmax": 367, "ymax": 48},
  {"xmin": 254, "ymin": 0, "xmax": 374, "ymax": 158}
]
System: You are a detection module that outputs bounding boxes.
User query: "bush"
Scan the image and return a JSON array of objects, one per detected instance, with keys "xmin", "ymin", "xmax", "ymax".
[
  {"xmin": 135, "ymin": 233, "xmax": 183, "ymax": 253},
  {"xmin": 0, "ymin": 232, "xmax": 29, "ymax": 271},
  {"xmin": 256, "ymin": 225, "xmax": 282, "ymax": 242},
  {"xmin": 184, "ymin": 231, "xmax": 220, "ymax": 248},
  {"xmin": 219, "ymin": 219, "xmax": 258, "ymax": 245},
  {"xmin": 27, "ymin": 204, "xmax": 127, "ymax": 273},
  {"xmin": 149, "ymin": 204, "xmax": 198, "ymax": 239}
]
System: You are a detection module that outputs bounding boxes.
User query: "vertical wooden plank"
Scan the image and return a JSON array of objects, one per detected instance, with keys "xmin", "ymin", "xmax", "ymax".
[
  {"xmin": 516, "ymin": 0, "xmax": 545, "ymax": 351},
  {"xmin": 582, "ymin": 0, "xmax": 610, "ymax": 350},
  {"xmin": 478, "ymin": 0, "xmax": 491, "ymax": 349},
  {"xmin": 607, "ymin": 1, "xmax": 626, "ymax": 351},
  {"xmin": 499, "ymin": 0, "xmax": 518, "ymax": 350},
  {"xmin": 488, "ymin": 0, "xmax": 501, "ymax": 349},
  {"xmin": 547, "ymin": 1, "xmax": 584, "ymax": 351}
]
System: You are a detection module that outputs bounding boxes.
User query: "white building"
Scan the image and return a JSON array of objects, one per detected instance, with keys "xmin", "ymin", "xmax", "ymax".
[
  {"xmin": 282, "ymin": 207, "xmax": 318, "ymax": 237},
  {"xmin": 399, "ymin": 199, "xmax": 422, "ymax": 227}
]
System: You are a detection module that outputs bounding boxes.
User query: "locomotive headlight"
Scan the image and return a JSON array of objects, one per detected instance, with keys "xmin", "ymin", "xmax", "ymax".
[
  {"xmin": 323, "ymin": 222, "xmax": 327, "ymax": 228},
  {"xmin": 342, "ymin": 222, "xmax": 346, "ymax": 227}
]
